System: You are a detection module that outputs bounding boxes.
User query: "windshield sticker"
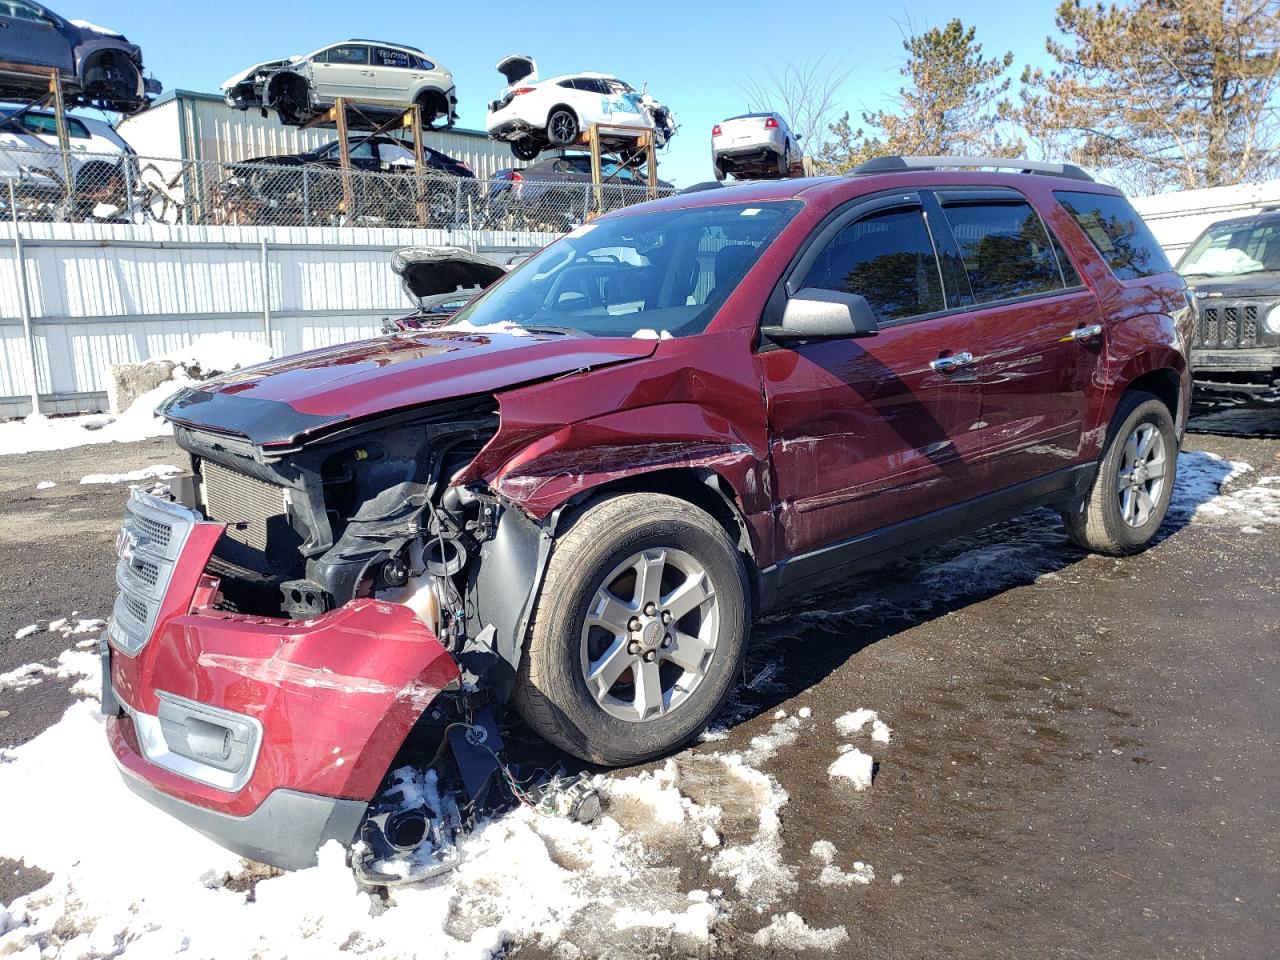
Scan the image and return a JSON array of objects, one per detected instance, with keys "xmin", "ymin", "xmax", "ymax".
[
  {"xmin": 741, "ymin": 208, "xmax": 762, "ymax": 217},
  {"xmin": 567, "ymin": 223, "xmax": 598, "ymax": 238}
]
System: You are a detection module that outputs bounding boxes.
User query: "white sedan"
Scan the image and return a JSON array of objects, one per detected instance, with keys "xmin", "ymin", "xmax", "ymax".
[
  {"xmin": 486, "ymin": 55, "xmax": 675, "ymax": 161},
  {"xmin": 711, "ymin": 112, "xmax": 798, "ymax": 181}
]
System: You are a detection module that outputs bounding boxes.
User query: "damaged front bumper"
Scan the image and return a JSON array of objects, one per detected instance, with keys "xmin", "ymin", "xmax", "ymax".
[{"xmin": 105, "ymin": 489, "xmax": 461, "ymax": 869}]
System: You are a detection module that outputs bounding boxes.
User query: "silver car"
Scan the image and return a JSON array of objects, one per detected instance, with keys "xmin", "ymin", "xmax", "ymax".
[
  {"xmin": 710, "ymin": 111, "xmax": 798, "ymax": 181},
  {"xmin": 222, "ymin": 40, "xmax": 458, "ymax": 128}
]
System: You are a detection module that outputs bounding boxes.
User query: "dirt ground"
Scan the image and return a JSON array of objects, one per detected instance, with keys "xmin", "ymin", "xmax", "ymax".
[{"xmin": 0, "ymin": 412, "xmax": 1276, "ymax": 958}]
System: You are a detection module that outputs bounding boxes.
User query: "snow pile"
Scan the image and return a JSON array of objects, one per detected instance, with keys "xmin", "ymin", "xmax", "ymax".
[
  {"xmin": 80, "ymin": 464, "xmax": 182, "ymax": 485},
  {"xmin": 0, "ymin": 374, "xmax": 193, "ymax": 456},
  {"xmin": 828, "ymin": 748, "xmax": 874, "ymax": 790},
  {"xmin": 35, "ymin": 480, "xmax": 55, "ymax": 490},
  {"xmin": 1167, "ymin": 450, "xmax": 1254, "ymax": 521},
  {"xmin": 157, "ymin": 334, "xmax": 272, "ymax": 380},
  {"xmin": 0, "ymin": 334, "xmax": 274, "ymax": 457},
  {"xmin": 751, "ymin": 912, "xmax": 849, "ymax": 950},
  {"xmin": 0, "ymin": 647, "xmax": 101, "ymax": 696},
  {"xmin": 810, "ymin": 840, "xmax": 874, "ymax": 886},
  {"xmin": 834, "ymin": 707, "xmax": 891, "ymax": 744}
]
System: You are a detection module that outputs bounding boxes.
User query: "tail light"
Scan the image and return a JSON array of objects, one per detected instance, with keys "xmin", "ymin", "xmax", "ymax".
[
  {"xmin": 764, "ymin": 117, "xmax": 778, "ymax": 129},
  {"xmin": 711, "ymin": 124, "xmax": 722, "ymax": 137},
  {"xmin": 511, "ymin": 172, "xmax": 523, "ymax": 182},
  {"xmin": 514, "ymin": 87, "xmax": 535, "ymax": 96}
]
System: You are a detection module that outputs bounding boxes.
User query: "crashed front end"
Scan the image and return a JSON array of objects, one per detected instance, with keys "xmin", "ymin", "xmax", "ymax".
[{"xmin": 104, "ymin": 393, "xmax": 505, "ymax": 870}]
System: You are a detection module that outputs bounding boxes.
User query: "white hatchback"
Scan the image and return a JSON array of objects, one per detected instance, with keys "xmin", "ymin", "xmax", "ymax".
[
  {"xmin": 711, "ymin": 112, "xmax": 798, "ymax": 181},
  {"xmin": 485, "ymin": 55, "xmax": 675, "ymax": 161},
  {"xmin": 0, "ymin": 108, "xmax": 136, "ymax": 211}
]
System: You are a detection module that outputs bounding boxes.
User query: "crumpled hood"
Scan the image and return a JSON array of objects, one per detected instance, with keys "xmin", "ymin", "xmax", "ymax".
[{"xmin": 158, "ymin": 330, "xmax": 658, "ymax": 447}]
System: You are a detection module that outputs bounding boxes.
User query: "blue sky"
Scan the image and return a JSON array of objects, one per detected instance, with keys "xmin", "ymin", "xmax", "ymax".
[{"xmin": 71, "ymin": 0, "xmax": 1066, "ymax": 185}]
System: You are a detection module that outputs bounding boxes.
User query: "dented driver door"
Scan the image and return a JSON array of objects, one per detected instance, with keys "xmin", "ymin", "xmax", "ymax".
[{"xmin": 759, "ymin": 197, "xmax": 985, "ymax": 571}]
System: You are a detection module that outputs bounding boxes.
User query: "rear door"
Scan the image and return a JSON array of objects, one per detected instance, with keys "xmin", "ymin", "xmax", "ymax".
[
  {"xmin": 371, "ymin": 46, "xmax": 413, "ymax": 102},
  {"xmin": 760, "ymin": 193, "xmax": 984, "ymax": 562},
  {"xmin": 927, "ymin": 188, "xmax": 1103, "ymax": 489},
  {"xmin": 311, "ymin": 44, "xmax": 376, "ymax": 101},
  {"xmin": 0, "ymin": 1, "xmax": 74, "ymax": 71}
]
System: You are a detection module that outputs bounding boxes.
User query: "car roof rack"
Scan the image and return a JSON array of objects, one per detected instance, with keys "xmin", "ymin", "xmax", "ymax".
[{"xmin": 853, "ymin": 155, "xmax": 1095, "ymax": 183}]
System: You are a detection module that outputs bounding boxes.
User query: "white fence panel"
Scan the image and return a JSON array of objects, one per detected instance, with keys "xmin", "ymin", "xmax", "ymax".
[{"xmin": 0, "ymin": 219, "xmax": 549, "ymax": 417}]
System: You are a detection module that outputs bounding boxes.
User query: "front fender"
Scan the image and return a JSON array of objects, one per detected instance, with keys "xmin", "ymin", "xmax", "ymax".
[{"xmin": 484, "ymin": 402, "xmax": 768, "ymax": 522}]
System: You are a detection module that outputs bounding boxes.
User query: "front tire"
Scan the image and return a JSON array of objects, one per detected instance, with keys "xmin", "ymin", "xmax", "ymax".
[
  {"xmin": 513, "ymin": 494, "xmax": 749, "ymax": 765},
  {"xmin": 1061, "ymin": 390, "xmax": 1177, "ymax": 555}
]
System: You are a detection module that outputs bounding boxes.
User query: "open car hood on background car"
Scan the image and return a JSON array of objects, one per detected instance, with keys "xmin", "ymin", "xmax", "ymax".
[
  {"xmin": 391, "ymin": 247, "xmax": 507, "ymax": 310},
  {"xmin": 157, "ymin": 332, "xmax": 659, "ymax": 448},
  {"xmin": 496, "ymin": 54, "xmax": 538, "ymax": 90}
]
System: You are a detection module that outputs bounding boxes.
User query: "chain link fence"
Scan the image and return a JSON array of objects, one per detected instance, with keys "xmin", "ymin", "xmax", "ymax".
[{"xmin": 0, "ymin": 144, "xmax": 680, "ymax": 232}]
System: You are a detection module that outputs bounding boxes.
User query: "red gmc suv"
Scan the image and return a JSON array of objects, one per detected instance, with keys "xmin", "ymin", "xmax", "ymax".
[{"xmin": 103, "ymin": 156, "xmax": 1191, "ymax": 872}]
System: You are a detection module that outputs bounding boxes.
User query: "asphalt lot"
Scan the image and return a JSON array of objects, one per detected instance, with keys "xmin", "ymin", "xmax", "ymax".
[{"xmin": 0, "ymin": 411, "xmax": 1276, "ymax": 958}]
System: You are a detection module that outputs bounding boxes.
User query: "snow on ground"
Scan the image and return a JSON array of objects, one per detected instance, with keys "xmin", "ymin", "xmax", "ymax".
[
  {"xmin": 810, "ymin": 840, "xmax": 875, "ymax": 886},
  {"xmin": 828, "ymin": 748, "xmax": 875, "ymax": 790},
  {"xmin": 751, "ymin": 912, "xmax": 849, "ymax": 950},
  {"xmin": 0, "ymin": 651, "xmax": 826, "ymax": 958},
  {"xmin": 80, "ymin": 464, "xmax": 182, "ymax": 485},
  {"xmin": 0, "ymin": 376, "xmax": 192, "ymax": 456},
  {"xmin": 35, "ymin": 480, "xmax": 56, "ymax": 490}
]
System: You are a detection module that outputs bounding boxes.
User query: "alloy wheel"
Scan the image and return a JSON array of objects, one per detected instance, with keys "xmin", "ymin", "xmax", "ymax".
[
  {"xmin": 579, "ymin": 547, "xmax": 719, "ymax": 722},
  {"xmin": 1116, "ymin": 422, "xmax": 1168, "ymax": 527}
]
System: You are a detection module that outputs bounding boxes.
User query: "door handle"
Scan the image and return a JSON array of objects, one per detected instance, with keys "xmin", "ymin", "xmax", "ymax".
[
  {"xmin": 930, "ymin": 351, "xmax": 975, "ymax": 373},
  {"xmin": 361, "ymin": 71, "xmax": 375, "ymax": 77},
  {"xmin": 1068, "ymin": 324, "xmax": 1103, "ymax": 341}
]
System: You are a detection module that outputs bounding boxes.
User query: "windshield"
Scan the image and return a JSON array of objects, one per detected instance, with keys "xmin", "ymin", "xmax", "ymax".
[
  {"xmin": 445, "ymin": 200, "xmax": 801, "ymax": 338},
  {"xmin": 1178, "ymin": 219, "xmax": 1280, "ymax": 277}
]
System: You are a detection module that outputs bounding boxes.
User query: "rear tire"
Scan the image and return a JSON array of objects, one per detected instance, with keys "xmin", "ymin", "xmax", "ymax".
[
  {"xmin": 713, "ymin": 161, "xmax": 727, "ymax": 182},
  {"xmin": 513, "ymin": 494, "xmax": 749, "ymax": 765},
  {"xmin": 1061, "ymin": 390, "xmax": 1177, "ymax": 555},
  {"xmin": 546, "ymin": 108, "xmax": 579, "ymax": 147},
  {"xmin": 777, "ymin": 144, "xmax": 791, "ymax": 177}
]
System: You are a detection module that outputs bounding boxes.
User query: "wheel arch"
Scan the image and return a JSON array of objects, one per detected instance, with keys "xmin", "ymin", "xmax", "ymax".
[{"xmin": 1123, "ymin": 367, "xmax": 1182, "ymax": 430}]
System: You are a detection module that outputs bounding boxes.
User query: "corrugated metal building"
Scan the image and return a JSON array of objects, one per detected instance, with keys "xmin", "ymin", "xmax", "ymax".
[{"xmin": 116, "ymin": 90, "xmax": 513, "ymax": 179}]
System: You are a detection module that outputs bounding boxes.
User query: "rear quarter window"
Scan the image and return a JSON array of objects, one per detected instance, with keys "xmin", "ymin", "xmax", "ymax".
[{"xmin": 1055, "ymin": 191, "xmax": 1171, "ymax": 281}]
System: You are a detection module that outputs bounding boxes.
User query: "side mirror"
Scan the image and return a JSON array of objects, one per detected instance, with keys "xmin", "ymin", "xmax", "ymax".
[
  {"xmin": 794, "ymin": 134, "xmax": 803, "ymax": 142},
  {"xmin": 763, "ymin": 287, "xmax": 880, "ymax": 341}
]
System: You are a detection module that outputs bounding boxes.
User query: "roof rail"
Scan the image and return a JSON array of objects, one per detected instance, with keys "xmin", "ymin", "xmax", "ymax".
[{"xmin": 853, "ymin": 155, "xmax": 1095, "ymax": 183}]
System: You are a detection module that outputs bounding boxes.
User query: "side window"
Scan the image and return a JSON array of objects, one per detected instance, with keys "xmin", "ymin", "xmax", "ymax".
[
  {"xmin": 2, "ymin": 1, "xmax": 52, "ymax": 23},
  {"xmin": 377, "ymin": 140, "xmax": 414, "ymax": 165},
  {"xmin": 939, "ymin": 200, "xmax": 1066, "ymax": 303},
  {"xmin": 373, "ymin": 47, "xmax": 410, "ymax": 69},
  {"xmin": 1055, "ymin": 191, "xmax": 1172, "ymax": 280},
  {"xmin": 799, "ymin": 207, "xmax": 945, "ymax": 323},
  {"xmin": 411, "ymin": 54, "xmax": 435, "ymax": 71},
  {"xmin": 320, "ymin": 45, "xmax": 369, "ymax": 66},
  {"xmin": 66, "ymin": 118, "xmax": 90, "ymax": 140},
  {"xmin": 347, "ymin": 140, "xmax": 376, "ymax": 160}
]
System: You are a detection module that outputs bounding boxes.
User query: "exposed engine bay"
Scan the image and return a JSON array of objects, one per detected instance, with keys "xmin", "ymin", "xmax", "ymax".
[
  {"xmin": 174, "ymin": 396, "xmax": 497, "ymax": 652},
  {"xmin": 162, "ymin": 395, "xmax": 602, "ymax": 884}
]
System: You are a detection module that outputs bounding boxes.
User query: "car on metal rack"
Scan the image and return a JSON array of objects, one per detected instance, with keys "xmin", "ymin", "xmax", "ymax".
[
  {"xmin": 0, "ymin": 0, "xmax": 160, "ymax": 113},
  {"xmin": 487, "ymin": 153, "xmax": 673, "ymax": 230},
  {"xmin": 102, "ymin": 155, "xmax": 1191, "ymax": 879},
  {"xmin": 711, "ymin": 111, "xmax": 798, "ymax": 181},
  {"xmin": 215, "ymin": 135, "xmax": 475, "ymax": 227},
  {"xmin": 1176, "ymin": 210, "xmax": 1280, "ymax": 401},
  {"xmin": 485, "ymin": 55, "xmax": 675, "ymax": 161},
  {"xmin": 221, "ymin": 40, "xmax": 458, "ymax": 128}
]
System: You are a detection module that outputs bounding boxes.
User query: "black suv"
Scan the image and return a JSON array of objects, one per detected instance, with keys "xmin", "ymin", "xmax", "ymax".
[{"xmin": 1178, "ymin": 211, "xmax": 1280, "ymax": 400}]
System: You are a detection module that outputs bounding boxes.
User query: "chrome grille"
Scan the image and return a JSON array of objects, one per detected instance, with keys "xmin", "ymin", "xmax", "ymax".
[
  {"xmin": 108, "ymin": 489, "xmax": 199, "ymax": 657},
  {"xmin": 199, "ymin": 460, "xmax": 289, "ymax": 573},
  {"xmin": 1196, "ymin": 300, "xmax": 1266, "ymax": 348}
]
